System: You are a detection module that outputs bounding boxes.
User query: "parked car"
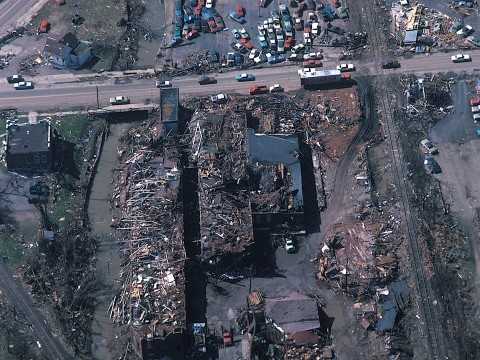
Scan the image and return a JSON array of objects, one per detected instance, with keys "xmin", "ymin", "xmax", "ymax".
[
  {"xmin": 470, "ymin": 96, "xmax": 480, "ymax": 106},
  {"xmin": 235, "ymin": 73, "xmax": 255, "ymax": 82},
  {"xmin": 13, "ymin": 81, "xmax": 34, "ymax": 90},
  {"xmin": 253, "ymin": 54, "xmax": 266, "ymax": 64},
  {"xmin": 292, "ymin": 43, "xmax": 305, "ymax": 53},
  {"xmin": 249, "ymin": 85, "xmax": 268, "ymax": 95},
  {"xmin": 337, "ymin": 63, "xmax": 355, "ymax": 72},
  {"xmin": 269, "ymin": 84, "xmax": 284, "ymax": 93},
  {"xmin": 266, "ymin": 53, "xmax": 285, "ymax": 64},
  {"xmin": 420, "ymin": 139, "xmax": 438, "ymax": 155},
  {"xmin": 294, "ymin": 18, "xmax": 304, "ymax": 31},
  {"xmin": 457, "ymin": 24, "xmax": 474, "ymax": 38},
  {"xmin": 240, "ymin": 28, "xmax": 249, "ymax": 39},
  {"xmin": 285, "ymin": 238, "xmax": 296, "ymax": 253},
  {"xmin": 186, "ymin": 29, "xmax": 199, "ymax": 40},
  {"xmin": 231, "ymin": 41, "xmax": 247, "ymax": 53},
  {"xmin": 156, "ymin": 80, "xmax": 172, "ymax": 88},
  {"xmin": 474, "ymin": 113, "xmax": 480, "ymax": 122},
  {"xmin": 6, "ymin": 74, "xmax": 24, "ymax": 84},
  {"xmin": 210, "ymin": 93, "xmax": 227, "ymax": 103},
  {"xmin": 258, "ymin": 35, "xmax": 269, "ymax": 49},
  {"xmin": 424, "ymin": 156, "xmax": 441, "ymax": 174},
  {"xmin": 205, "ymin": 0, "xmax": 213, "ymax": 8},
  {"xmin": 303, "ymin": 60, "xmax": 323, "ymax": 68},
  {"xmin": 198, "ymin": 76, "xmax": 217, "ymax": 85},
  {"xmin": 229, "ymin": 11, "xmax": 246, "ymax": 24},
  {"xmin": 472, "ymin": 105, "xmax": 480, "ymax": 113},
  {"xmin": 451, "ymin": 53, "xmax": 471, "ymax": 63},
  {"xmin": 248, "ymin": 49, "xmax": 259, "ymax": 60},
  {"xmin": 382, "ymin": 60, "xmax": 401, "ymax": 69},
  {"xmin": 232, "ymin": 28, "xmax": 241, "ymax": 39},
  {"xmin": 109, "ymin": 96, "xmax": 130, "ymax": 105}
]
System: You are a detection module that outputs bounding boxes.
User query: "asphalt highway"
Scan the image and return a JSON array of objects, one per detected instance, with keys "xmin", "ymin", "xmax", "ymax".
[{"xmin": 0, "ymin": 51, "xmax": 478, "ymax": 112}]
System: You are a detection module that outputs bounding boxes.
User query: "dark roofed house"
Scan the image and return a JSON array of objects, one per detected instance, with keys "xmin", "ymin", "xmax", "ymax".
[
  {"xmin": 6, "ymin": 121, "xmax": 56, "ymax": 175},
  {"xmin": 44, "ymin": 33, "xmax": 92, "ymax": 70},
  {"xmin": 265, "ymin": 292, "xmax": 320, "ymax": 345}
]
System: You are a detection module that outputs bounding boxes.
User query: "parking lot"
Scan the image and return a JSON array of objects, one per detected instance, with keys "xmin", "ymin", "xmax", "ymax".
[{"xmin": 156, "ymin": 0, "xmax": 351, "ymax": 70}]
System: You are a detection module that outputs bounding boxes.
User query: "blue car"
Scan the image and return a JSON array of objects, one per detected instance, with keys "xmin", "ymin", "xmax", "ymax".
[
  {"xmin": 229, "ymin": 11, "xmax": 246, "ymax": 24},
  {"xmin": 235, "ymin": 73, "xmax": 255, "ymax": 82}
]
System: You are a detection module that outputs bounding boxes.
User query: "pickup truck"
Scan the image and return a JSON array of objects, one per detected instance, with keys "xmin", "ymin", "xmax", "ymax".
[
  {"xmin": 156, "ymin": 80, "xmax": 172, "ymax": 88},
  {"xmin": 6, "ymin": 74, "xmax": 24, "ymax": 84},
  {"xmin": 14, "ymin": 81, "xmax": 34, "ymax": 90},
  {"xmin": 198, "ymin": 76, "xmax": 217, "ymax": 85},
  {"xmin": 109, "ymin": 96, "xmax": 130, "ymax": 105},
  {"xmin": 451, "ymin": 53, "xmax": 471, "ymax": 63},
  {"xmin": 382, "ymin": 60, "xmax": 401, "ymax": 69},
  {"xmin": 337, "ymin": 63, "xmax": 355, "ymax": 72},
  {"xmin": 249, "ymin": 85, "xmax": 268, "ymax": 95}
]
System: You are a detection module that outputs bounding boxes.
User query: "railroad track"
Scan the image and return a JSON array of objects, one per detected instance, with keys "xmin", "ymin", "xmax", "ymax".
[{"xmin": 356, "ymin": 1, "xmax": 449, "ymax": 359}]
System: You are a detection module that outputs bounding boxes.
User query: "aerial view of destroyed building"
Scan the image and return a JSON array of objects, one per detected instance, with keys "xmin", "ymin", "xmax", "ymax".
[{"xmin": 2, "ymin": 0, "xmax": 480, "ymax": 359}]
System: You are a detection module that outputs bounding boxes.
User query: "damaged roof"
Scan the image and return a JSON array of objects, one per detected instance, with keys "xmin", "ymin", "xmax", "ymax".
[
  {"xmin": 265, "ymin": 292, "xmax": 320, "ymax": 334},
  {"xmin": 247, "ymin": 129, "xmax": 303, "ymax": 207}
]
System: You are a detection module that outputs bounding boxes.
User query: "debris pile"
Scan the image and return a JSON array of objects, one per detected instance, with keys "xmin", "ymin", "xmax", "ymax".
[
  {"xmin": 163, "ymin": 49, "xmax": 221, "ymax": 76},
  {"xmin": 111, "ymin": 121, "xmax": 187, "ymax": 353},
  {"xmin": 0, "ymin": 52, "xmax": 14, "ymax": 70},
  {"xmin": 186, "ymin": 111, "xmax": 254, "ymax": 263},
  {"xmin": 392, "ymin": 1, "xmax": 480, "ymax": 51}
]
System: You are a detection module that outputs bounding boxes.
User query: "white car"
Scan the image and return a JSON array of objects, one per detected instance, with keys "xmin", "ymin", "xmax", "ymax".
[
  {"xmin": 472, "ymin": 105, "xmax": 480, "ymax": 114},
  {"xmin": 420, "ymin": 139, "xmax": 438, "ymax": 155},
  {"xmin": 285, "ymin": 239, "xmax": 296, "ymax": 253},
  {"xmin": 155, "ymin": 80, "xmax": 172, "ymax": 88},
  {"xmin": 289, "ymin": 53, "xmax": 299, "ymax": 61},
  {"xmin": 337, "ymin": 63, "xmax": 355, "ymax": 72},
  {"xmin": 240, "ymin": 28, "xmax": 249, "ymax": 39},
  {"xmin": 292, "ymin": 43, "xmax": 305, "ymax": 53},
  {"xmin": 232, "ymin": 29, "xmax": 240, "ymax": 39},
  {"xmin": 249, "ymin": 49, "xmax": 259, "ymax": 60},
  {"xmin": 254, "ymin": 55, "xmax": 265, "ymax": 64},
  {"xmin": 451, "ymin": 53, "xmax": 471, "ymax": 63},
  {"xmin": 210, "ymin": 93, "xmax": 227, "ymax": 103},
  {"xmin": 312, "ymin": 22, "xmax": 320, "ymax": 35},
  {"xmin": 109, "ymin": 95, "xmax": 130, "ymax": 105},
  {"xmin": 205, "ymin": 0, "xmax": 213, "ymax": 8},
  {"xmin": 269, "ymin": 84, "xmax": 284, "ymax": 93}
]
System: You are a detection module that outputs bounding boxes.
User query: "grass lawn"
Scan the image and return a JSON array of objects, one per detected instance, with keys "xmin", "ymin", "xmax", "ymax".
[{"xmin": 0, "ymin": 232, "xmax": 24, "ymax": 266}]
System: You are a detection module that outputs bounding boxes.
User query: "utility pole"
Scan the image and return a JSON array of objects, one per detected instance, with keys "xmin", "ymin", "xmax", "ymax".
[{"xmin": 96, "ymin": 86, "xmax": 100, "ymax": 109}]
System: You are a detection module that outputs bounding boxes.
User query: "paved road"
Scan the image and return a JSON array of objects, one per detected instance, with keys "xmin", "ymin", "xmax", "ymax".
[
  {"xmin": 0, "ymin": 51, "xmax": 479, "ymax": 112},
  {"xmin": 0, "ymin": 0, "xmax": 49, "ymax": 38},
  {"xmin": 0, "ymin": 261, "xmax": 72, "ymax": 359}
]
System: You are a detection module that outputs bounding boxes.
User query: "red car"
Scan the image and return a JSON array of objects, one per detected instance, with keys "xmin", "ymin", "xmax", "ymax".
[
  {"xmin": 208, "ymin": 18, "xmax": 217, "ymax": 32},
  {"xmin": 470, "ymin": 96, "xmax": 480, "ymax": 106},
  {"xmin": 186, "ymin": 30, "xmax": 199, "ymax": 40},
  {"xmin": 236, "ymin": 4, "xmax": 245, "ymax": 17},
  {"xmin": 240, "ymin": 38, "xmax": 254, "ymax": 49},
  {"xmin": 249, "ymin": 85, "xmax": 268, "ymax": 95},
  {"xmin": 303, "ymin": 60, "xmax": 323, "ymax": 68}
]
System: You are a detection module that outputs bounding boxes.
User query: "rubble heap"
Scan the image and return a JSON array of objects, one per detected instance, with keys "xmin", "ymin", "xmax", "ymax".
[
  {"xmin": 111, "ymin": 125, "xmax": 186, "ymax": 347},
  {"xmin": 188, "ymin": 111, "xmax": 254, "ymax": 262}
]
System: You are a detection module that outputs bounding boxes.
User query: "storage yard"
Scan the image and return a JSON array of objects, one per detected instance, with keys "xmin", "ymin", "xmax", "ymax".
[{"xmin": 1, "ymin": 0, "xmax": 480, "ymax": 360}]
